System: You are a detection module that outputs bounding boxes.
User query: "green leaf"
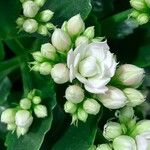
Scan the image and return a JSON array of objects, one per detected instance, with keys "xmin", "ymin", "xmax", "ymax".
[
  {"xmin": 0, "ymin": 41, "xmax": 5, "ymax": 61},
  {"xmin": 52, "ymin": 116, "xmax": 100, "ymax": 150},
  {"xmin": 46, "ymin": 0, "xmax": 92, "ymax": 24}
]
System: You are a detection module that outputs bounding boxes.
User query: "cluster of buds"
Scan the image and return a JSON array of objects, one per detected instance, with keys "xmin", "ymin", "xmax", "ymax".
[
  {"xmin": 130, "ymin": 0, "xmax": 150, "ymax": 25},
  {"xmin": 94, "ymin": 107, "xmax": 150, "ymax": 150},
  {"xmin": 64, "ymin": 85, "xmax": 101, "ymax": 124},
  {"xmin": 1, "ymin": 90, "xmax": 47, "ymax": 137},
  {"xmin": 16, "ymin": 0, "xmax": 55, "ymax": 35}
]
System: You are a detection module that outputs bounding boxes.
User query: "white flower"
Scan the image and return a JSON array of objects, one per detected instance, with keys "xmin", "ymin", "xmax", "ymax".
[
  {"xmin": 34, "ymin": 105, "xmax": 47, "ymax": 118},
  {"xmin": 97, "ymin": 86, "xmax": 127, "ymax": 109},
  {"xmin": 67, "ymin": 41, "xmax": 118, "ymax": 94}
]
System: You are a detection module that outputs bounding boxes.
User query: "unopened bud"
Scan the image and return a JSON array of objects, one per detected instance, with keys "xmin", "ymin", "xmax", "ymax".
[
  {"xmin": 137, "ymin": 13, "xmax": 149, "ymax": 25},
  {"xmin": 64, "ymin": 101, "xmax": 77, "ymax": 114},
  {"xmin": 23, "ymin": 19, "xmax": 38, "ymax": 33},
  {"xmin": 38, "ymin": 10, "xmax": 54, "ymax": 22},
  {"xmin": 1, "ymin": 108, "xmax": 16, "ymax": 124},
  {"xmin": 46, "ymin": 23, "xmax": 55, "ymax": 30},
  {"xmin": 77, "ymin": 107, "xmax": 88, "ymax": 122},
  {"xmin": 65, "ymin": 85, "xmax": 84, "ymax": 103},
  {"xmin": 97, "ymin": 86, "xmax": 127, "ymax": 109},
  {"xmin": 39, "ymin": 62, "xmax": 52, "ymax": 75},
  {"xmin": 23, "ymin": 1, "xmax": 39, "ymax": 18},
  {"xmin": 20, "ymin": 98, "xmax": 31, "ymax": 110},
  {"xmin": 130, "ymin": 0, "xmax": 147, "ymax": 11},
  {"xmin": 96, "ymin": 144, "xmax": 112, "ymax": 150},
  {"xmin": 32, "ymin": 51, "xmax": 44, "ymax": 62},
  {"xmin": 92, "ymin": 37, "xmax": 105, "ymax": 43},
  {"xmin": 61, "ymin": 21, "xmax": 68, "ymax": 32},
  {"xmin": 75, "ymin": 36, "xmax": 89, "ymax": 47},
  {"xmin": 130, "ymin": 10, "xmax": 140, "ymax": 18},
  {"xmin": 17, "ymin": 126, "xmax": 29, "ymax": 138},
  {"xmin": 83, "ymin": 26, "xmax": 95, "ymax": 39},
  {"xmin": 51, "ymin": 29, "xmax": 71, "ymax": 52},
  {"xmin": 67, "ymin": 14, "xmax": 85, "ymax": 37},
  {"xmin": 34, "ymin": 0, "xmax": 46, "ymax": 7},
  {"xmin": 123, "ymin": 88, "xmax": 145, "ymax": 107},
  {"xmin": 34, "ymin": 104, "xmax": 47, "ymax": 118},
  {"xmin": 7, "ymin": 123, "xmax": 16, "ymax": 131},
  {"xmin": 103, "ymin": 122, "xmax": 123, "ymax": 141},
  {"xmin": 32, "ymin": 96, "xmax": 41, "ymax": 104},
  {"xmin": 51, "ymin": 63, "xmax": 69, "ymax": 84},
  {"xmin": 83, "ymin": 99, "xmax": 100, "ymax": 115},
  {"xmin": 32, "ymin": 63, "xmax": 40, "ymax": 72},
  {"xmin": 16, "ymin": 17, "xmax": 25, "ymax": 26},
  {"xmin": 41, "ymin": 43, "xmax": 56, "ymax": 60},
  {"xmin": 38, "ymin": 25, "xmax": 49, "ymax": 36}
]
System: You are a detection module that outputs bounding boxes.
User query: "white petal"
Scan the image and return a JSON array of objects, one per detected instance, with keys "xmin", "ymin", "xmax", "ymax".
[
  {"xmin": 136, "ymin": 135, "xmax": 148, "ymax": 150},
  {"xmin": 74, "ymin": 53, "xmax": 81, "ymax": 68},
  {"xmin": 69, "ymin": 65, "xmax": 75, "ymax": 82},
  {"xmin": 67, "ymin": 49, "xmax": 74, "ymax": 68}
]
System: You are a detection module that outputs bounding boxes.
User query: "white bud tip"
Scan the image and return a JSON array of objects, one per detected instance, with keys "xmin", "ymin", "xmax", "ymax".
[
  {"xmin": 20, "ymin": 98, "xmax": 32, "ymax": 110},
  {"xmin": 34, "ymin": 105, "xmax": 47, "ymax": 118},
  {"xmin": 32, "ymin": 96, "xmax": 41, "ymax": 104}
]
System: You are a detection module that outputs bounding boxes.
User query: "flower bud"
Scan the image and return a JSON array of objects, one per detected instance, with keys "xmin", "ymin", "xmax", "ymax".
[
  {"xmin": 41, "ymin": 43, "xmax": 56, "ymax": 60},
  {"xmin": 67, "ymin": 14, "xmax": 85, "ymax": 37},
  {"xmin": 77, "ymin": 107, "xmax": 88, "ymax": 122},
  {"xmin": 92, "ymin": 37, "xmax": 105, "ymax": 43},
  {"xmin": 118, "ymin": 106, "xmax": 134, "ymax": 123},
  {"xmin": 34, "ymin": 0, "xmax": 46, "ymax": 7},
  {"xmin": 20, "ymin": 98, "xmax": 31, "ymax": 110},
  {"xmin": 15, "ymin": 110, "xmax": 33, "ymax": 128},
  {"xmin": 65, "ymin": 85, "xmax": 84, "ymax": 103},
  {"xmin": 1, "ymin": 108, "xmax": 16, "ymax": 124},
  {"xmin": 51, "ymin": 63, "xmax": 69, "ymax": 84},
  {"xmin": 46, "ymin": 23, "xmax": 55, "ymax": 30},
  {"xmin": 23, "ymin": 19, "xmax": 38, "ymax": 33},
  {"xmin": 103, "ymin": 122, "xmax": 123, "ymax": 141},
  {"xmin": 32, "ymin": 51, "xmax": 44, "ymax": 62},
  {"xmin": 61, "ymin": 21, "xmax": 68, "ymax": 32},
  {"xmin": 39, "ymin": 62, "xmax": 52, "ymax": 75},
  {"xmin": 130, "ymin": 0, "xmax": 147, "ymax": 11},
  {"xmin": 83, "ymin": 26, "xmax": 95, "ymax": 39},
  {"xmin": 23, "ymin": 1, "xmax": 39, "ymax": 18},
  {"xmin": 38, "ymin": 10, "xmax": 54, "ymax": 22},
  {"xmin": 97, "ymin": 86, "xmax": 127, "ymax": 109},
  {"xmin": 113, "ymin": 135, "xmax": 136, "ymax": 150},
  {"xmin": 16, "ymin": 126, "xmax": 29, "ymax": 138},
  {"xmin": 37, "ymin": 25, "xmax": 49, "ymax": 36},
  {"xmin": 131, "ymin": 120, "xmax": 150, "ymax": 137},
  {"xmin": 51, "ymin": 29, "xmax": 71, "ymax": 52},
  {"xmin": 145, "ymin": 0, "xmax": 150, "ymax": 7},
  {"xmin": 32, "ymin": 96, "xmax": 41, "ymax": 104},
  {"xmin": 7, "ymin": 123, "xmax": 16, "ymax": 131},
  {"xmin": 123, "ymin": 88, "xmax": 145, "ymax": 107},
  {"xmin": 83, "ymin": 99, "xmax": 101, "ymax": 115},
  {"xmin": 34, "ymin": 104, "xmax": 47, "ymax": 118},
  {"xmin": 115, "ymin": 64, "xmax": 145, "ymax": 88},
  {"xmin": 137, "ymin": 13, "xmax": 149, "ymax": 25},
  {"xmin": 75, "ymin": 36, "xmax": 89, "ymax": 47},
  {"xmin": 130, "ymin": 10, "xmax": 140, "ymax": 18},
  {"xmin": 32, "ymin": 63, "xmax": 40, "ymax": 72},
  {"xmin": 96, "ymin": 144, "xmax": 112, "ymax": 150},
  {"xmin": 16, "ymin": 17, "xmax": 25, "ymax": 26},
  {"xmin": 64, "ymin": 101, "xmax": 77, "ymax": 114}
]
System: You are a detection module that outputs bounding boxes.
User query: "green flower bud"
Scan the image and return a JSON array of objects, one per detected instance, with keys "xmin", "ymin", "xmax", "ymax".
[
  {"xmin": 83, "ymin": 26, "xmax": 95, "ymax": 39},
  {"xmin": 113, "ymin": 135, "xmax": 136, "ymax": 150},
  {"xmin": 51, "ymin": 29, "xmax": 71, "ymax": 52},
  {"xmin": 145, "ymin": 0, "xmax": 150, "ymax": 7},
  {"xmin": 83, "ymin": 99, "xmax": 101, "ymax": 115},
  {"xmin": 38, "ymin": 10, "xmax": 54, "ymax": 22},
  {"xmin": 92, "ymin": 37, "xmax": 105, "ymax": 43},
  {"xmin": 123, "ymin": 88, "xmax": 145, "ymax": 107},
  {"xmin": 97, "ymin": 86, "xmax": 127, "ymax": 109},
  {"xmin": 23, "ymin": 1, "xmax": 39, "ymax": 18},
  {"xmin": 16, "ymin": 126, "xmax": 29, "ymax": 138},
  {"xmin": 77, "ymin": 107, "xmax": 88, "ymax": 122},
  {"xmin": 96, "ymin": 144, "xmax": 112, "ymax": 150},
  {"xmin": 115, "ymin": 64, "xmax": 145, "ymax": 88},
  {"xmin": 15, "ymin": 110, "xmax": 33, "ymax": 128},
  {"xmin": 1, "ymin": 108, "xmax": 16, "ymax": 124},
  {"xmin": 20, "ymin": 98, "xmax": 32, "ymax": 110},
  {"xmin": 103, "ymin": 122, "xmax": 123, "ymax": 141},
  {"xmin": 131, "ymin": 120, "xmax": 150, "ymax": 137},
  {"xmin": 32, "ymin": 63, "xmax": 40, "ymax": 72},
  {"xmin": 65, "ymin": 85, "xmax": 84, "ymax": 104},
  {"xmin": 130, "ymin": 0, "xmax": 147, "ymax": 11},
  {"xmin": 67, "ymin": 14, "xmax": 85, "ymax": 37},
  {"xmin": 32, "ymin": 51, "xmax": 44, "ymax": 62},
  {"xmin": 34, "ymin": 104, "xmax": 47, "ymax": 118},
  {"xmin": 16, "ymin": 17, "xmax": 25, "ymax": 26},
  {"xmin": 34, "ymin": 0, "xmax": 46, "ymax": 7},
  {"xmin": 61, "ymin": 21, "xmax": 68, "ymax": 32},
  {"xmin": 45, "ymin": 23, "xmax": 55, "ymax": 30},
  {"xmin": 137, "ymin": 13, "xmax": 149, "ymax": 25},
  {"xmin": 7, "ymin": 123, "xmax": 16, "ymax": 131},
  {"xmin": 39, "ymin": 62, "xmax": 52, "ymax": 75},
  {"xmin": 23, "ymin": 19, "xmax": 38, "ymax": 33},
  {"xmin": 37, "ymin": 25, "xmax": 49, "ymax": 36},
  {"xmin": 64, "ymin": 101, "xmax": 77, "ymax": 114},
  {"xmin": 130, "ymin": 10, "xmax": 140, "ymax": 18},
  {"xmin": 51, "ymin": 63, "xmax": 69, "ymax": 84},
  {"xmin": 41, "ymin": 43, "xmax": 56, "ymax": 60},
  {"xmin": 75, "ymin": 36, "xmax": 89, "ymax": 47},
  {"xmin": 32, "ymin": 96, "xmax": 41, "ymax": 104}
]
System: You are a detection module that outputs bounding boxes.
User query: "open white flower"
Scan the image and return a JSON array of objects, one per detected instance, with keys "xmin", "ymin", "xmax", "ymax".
[{"xmin": 67, "ymin": 41, "xmax": 118, "ymax": 94}]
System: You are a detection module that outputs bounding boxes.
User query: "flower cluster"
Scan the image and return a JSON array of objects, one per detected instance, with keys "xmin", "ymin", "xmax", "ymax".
[
  {"xmin": 16, "ymin": 0, "xmax": 55, "ymax": 35},
  {"xmin": 1, "ymin": 90, "xmax": 47, "ymax": 137},
  {"xmin": 30, "ymin": 13, "xmax": 145, "ymax": 124},
  {"xmin": 93, "ymin": 107, "xmax": 150, "ymax": 150},
  {"xmin": 130, "ymin": 0, "xmax": 150, "ymax": 25}
]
